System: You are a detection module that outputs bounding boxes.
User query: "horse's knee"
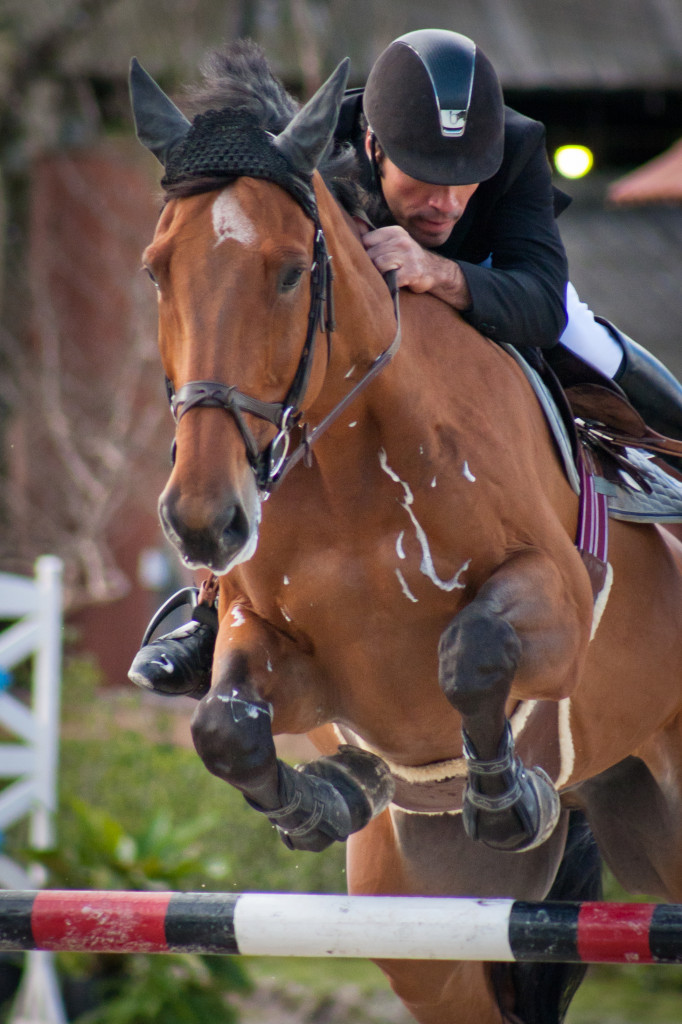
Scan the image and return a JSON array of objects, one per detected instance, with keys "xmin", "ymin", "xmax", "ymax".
[
  {"xmin": 438, "ymin": 603, "xmax": 522, "ymax": 717},
  {"xmin": 190, "ymin": 689, "xmax": 277, "ymax": 788}
]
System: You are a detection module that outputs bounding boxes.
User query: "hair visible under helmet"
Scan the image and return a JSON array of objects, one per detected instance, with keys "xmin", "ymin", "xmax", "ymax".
[{"xmin": 363, "ymin": 29, "xmax": 504, "ymax": 186}]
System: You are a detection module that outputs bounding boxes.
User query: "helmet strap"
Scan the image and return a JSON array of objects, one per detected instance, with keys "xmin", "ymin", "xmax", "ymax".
[{"xmin": 369, "ymin": 131, "xmax": 381, "ymax": 190}]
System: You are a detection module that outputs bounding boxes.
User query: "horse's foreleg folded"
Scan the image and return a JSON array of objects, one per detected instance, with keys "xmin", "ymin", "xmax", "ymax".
[
  {"xmin": 192, "ymin": 678, "xmax": 394, "ymax": 851},
  {"xmin": 438, "ymin": 549, "xmax": 592, "ymax": 852},
  {"xmin": 190, "ymin": 605, "xmax": 394, "ymax": 852}
]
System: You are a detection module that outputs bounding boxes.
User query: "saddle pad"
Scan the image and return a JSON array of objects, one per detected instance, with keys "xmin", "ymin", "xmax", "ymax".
[
  {"xmin": 501, "ymin": 344, "xmax": 682, "ymax": 524},
  {"xmin": 500, "ymin": 343, "xmax": 580, "ymax": 493},
  {"xmin": 599, "ymin": 448, "xmax": 682, "ymax": 523}
]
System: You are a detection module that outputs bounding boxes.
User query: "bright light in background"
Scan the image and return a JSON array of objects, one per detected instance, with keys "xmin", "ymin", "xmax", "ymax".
[{"xmin": 554, "ymin": 145, "xmax": 594, "ymax": 179}]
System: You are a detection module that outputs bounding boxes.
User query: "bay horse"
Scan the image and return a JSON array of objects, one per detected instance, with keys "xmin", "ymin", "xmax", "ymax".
[{"xmin": 129, "ymin": 42, "xmax": 682, "ymax": 1024}]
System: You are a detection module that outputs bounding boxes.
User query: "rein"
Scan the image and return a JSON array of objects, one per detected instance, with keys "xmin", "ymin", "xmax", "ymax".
[{"xmin": 167, "ymin": 222, "xmax": 401, "ymax": 494}]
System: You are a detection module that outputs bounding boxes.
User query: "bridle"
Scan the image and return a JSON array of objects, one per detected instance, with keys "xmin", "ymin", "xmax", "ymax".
[{"xmin": 166, "ymin": 215, "xmax": 401, "ymax": 494}]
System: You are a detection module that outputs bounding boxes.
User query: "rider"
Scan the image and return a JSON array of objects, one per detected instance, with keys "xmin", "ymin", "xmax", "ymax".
[
  {"xmin": 344, "ymin": 28, "xmax": 682, "ymax": 422},
  {"xmin": 129, "ymin": 28, "xmax": 682, "ymax": 697}
]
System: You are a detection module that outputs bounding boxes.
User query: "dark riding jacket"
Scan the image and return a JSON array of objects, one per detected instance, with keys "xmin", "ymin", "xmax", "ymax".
[{"xmin": 336, "ymin": 93, "xmax": 570, "ymax": 352}]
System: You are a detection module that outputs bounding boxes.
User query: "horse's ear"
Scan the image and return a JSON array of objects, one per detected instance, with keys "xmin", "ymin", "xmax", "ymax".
[
  {"xmin": 129, "ymin": 57, "xmax": 191, "ymax": 167},
  {"xmin": 273, "ymin": 58, "xmax": 350, "ymax": 176}
]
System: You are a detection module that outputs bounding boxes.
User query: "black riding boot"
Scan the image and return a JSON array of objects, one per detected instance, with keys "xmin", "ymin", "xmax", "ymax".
[
  {"xmin": 602, "ymin": 319, "xmax": 682, "ymax": 442},
  {"xmin": 128, "ymin": 578, "xmax": 218, "ymax": 699}
]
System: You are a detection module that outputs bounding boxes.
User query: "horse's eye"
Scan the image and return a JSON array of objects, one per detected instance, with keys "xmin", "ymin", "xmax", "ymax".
[
  {"xmin": 279, "ymin": 265, "xmax": 305, "ymax": 293},
  {"xmin": 143, "ymin": 265, "xmax": 160, "ymax": 289}
]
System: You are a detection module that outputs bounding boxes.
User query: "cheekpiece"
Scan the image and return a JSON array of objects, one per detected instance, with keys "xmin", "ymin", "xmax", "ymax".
[{"xmin": 162, "ymin": 107, "xmax": 319, "ymax": 223}]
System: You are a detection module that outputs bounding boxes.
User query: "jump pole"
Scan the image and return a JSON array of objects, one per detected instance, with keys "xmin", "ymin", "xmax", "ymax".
[{"xmin": 1, "ymin": 891, "xmax": 682, "ymax": 964}]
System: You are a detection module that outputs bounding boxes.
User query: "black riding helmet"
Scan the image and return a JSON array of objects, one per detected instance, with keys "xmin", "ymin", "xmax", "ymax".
[{"xmin": 363, "ymin": 29, "xmax": 504, "ymax": 186}]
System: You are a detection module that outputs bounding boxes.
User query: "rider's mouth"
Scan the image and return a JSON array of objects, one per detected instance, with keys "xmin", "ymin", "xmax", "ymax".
[{"xmin": 414, "ymin": 216, "xmax": 456, "ymax": 237}]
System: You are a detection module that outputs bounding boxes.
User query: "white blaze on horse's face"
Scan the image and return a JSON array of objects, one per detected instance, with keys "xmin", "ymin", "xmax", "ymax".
[{"xmin": 212, "ymin": 188, "xmax": 258, "ymax": 247}]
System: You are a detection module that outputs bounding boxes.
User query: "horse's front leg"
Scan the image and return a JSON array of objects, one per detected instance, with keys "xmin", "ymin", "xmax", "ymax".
[
  {"xmin": 190, "ymin": 601, "xmax": 393, "ymax": 852},
  {"xmin": 439, "ymin": 549, "xmax": 592, "ymax": 852}
]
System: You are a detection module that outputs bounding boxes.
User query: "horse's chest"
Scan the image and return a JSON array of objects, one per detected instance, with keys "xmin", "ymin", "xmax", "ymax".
[
  {"xmin": 249, "ymin": 469, "xmax": 494, "ymax": 668},
  {"xmin": 256, "ymin": 525, "xmax": 477, "ymax": 651}
]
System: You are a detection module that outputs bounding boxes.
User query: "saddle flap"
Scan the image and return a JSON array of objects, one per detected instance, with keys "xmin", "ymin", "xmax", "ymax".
[
  {"xmin": 565, "ymin": 383, "xmax": 648, "ymax": 434},
  {"xmin": 566, "ymin": 383, "xmax": 682, "ymax": 458},
  {"xmin": 501, "ymin": 346, "xmax": 682, "ymax": 524}
]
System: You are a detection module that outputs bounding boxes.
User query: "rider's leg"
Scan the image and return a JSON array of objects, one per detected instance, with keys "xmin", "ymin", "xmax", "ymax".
[
  {"xmin": 561, "ymin": 282, "xmax": 682, "ymax": 440},
  {"xmin": 609, "ymin": 327, "xmax": 682, "ymax": 441}
]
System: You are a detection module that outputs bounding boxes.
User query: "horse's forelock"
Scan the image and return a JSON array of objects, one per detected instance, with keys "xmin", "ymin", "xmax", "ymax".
[
  {"xmin": 183, "ymin": 39, "xmax": 299, "ymax": 134},
  {"xmin": 169, "ymin": 39, "xmax": 366, "ymax": 215}
]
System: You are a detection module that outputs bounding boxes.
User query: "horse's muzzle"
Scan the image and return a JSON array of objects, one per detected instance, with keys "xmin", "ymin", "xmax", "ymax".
[{"xmin": 158, "ymin": 485, "xmax": 260, "ymax": 574}]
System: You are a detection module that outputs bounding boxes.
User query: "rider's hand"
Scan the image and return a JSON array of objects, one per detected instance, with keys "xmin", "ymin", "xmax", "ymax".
[{"xmin": 360, "ymin": 225, "xmax": 472, "ymax": 310}]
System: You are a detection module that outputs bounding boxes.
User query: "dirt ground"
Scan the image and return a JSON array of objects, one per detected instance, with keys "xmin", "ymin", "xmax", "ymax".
[{"xmin": 234, "ymin": 979, "xmax": 413, "ymax": 1024}]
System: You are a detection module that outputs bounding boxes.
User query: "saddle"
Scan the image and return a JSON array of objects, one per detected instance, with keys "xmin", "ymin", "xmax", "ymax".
[{"xmin": 507, "ymin": 344, "xmax": 682, "ymax": 524}]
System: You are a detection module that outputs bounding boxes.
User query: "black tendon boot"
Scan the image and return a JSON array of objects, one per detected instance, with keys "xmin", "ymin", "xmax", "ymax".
[
  {"xmin": 604, "ymin": 319, "xmax": 682, "ymax": 442},
  {"xmin": 128, "ymin": 576, "xmax": 218, "ymax": 699}
]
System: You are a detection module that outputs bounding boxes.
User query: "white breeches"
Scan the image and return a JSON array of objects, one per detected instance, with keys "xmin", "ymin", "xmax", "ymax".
[{"xmin": 560, "ymin": 282, "xmax": 624, "ymax": 378}]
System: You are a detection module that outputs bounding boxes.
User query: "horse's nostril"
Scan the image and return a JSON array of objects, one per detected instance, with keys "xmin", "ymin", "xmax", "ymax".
[
  {"xmin": 222, "ymin": 503, "xmax": 249, "ymax": 546},
  {"xmin": 158, "ymin": 487, "xmax": 256, "ymax": 573}
]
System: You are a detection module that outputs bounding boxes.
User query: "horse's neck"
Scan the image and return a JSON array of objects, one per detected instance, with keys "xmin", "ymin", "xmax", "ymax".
[
  {"xmin": 308, "ymin": 188, "xmax": 567, "ymax": 506},
  {"xmin": 317, "ymin": 190, "xmax": 478, "ymax": 410},
  {"xmin": 317, "ymin": 188, "xmax": 401, "ymax": 364}
]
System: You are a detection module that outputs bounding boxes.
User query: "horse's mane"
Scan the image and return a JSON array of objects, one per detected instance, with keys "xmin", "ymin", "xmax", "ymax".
[{"xmin": 167, "ymin": 39, "xmax": 364, "ymax": 214}]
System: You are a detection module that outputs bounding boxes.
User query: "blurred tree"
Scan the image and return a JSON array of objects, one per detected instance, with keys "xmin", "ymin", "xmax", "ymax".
[
  {"xmin": 0, "ymin": 0, "xmax": 117, "ymax": 319},
  {"xmin": 0, "ymin": 0, "xmax": 204, "ymax": 611},
  {"xmin": 0, "ymin": 0, "xmax": 330, "ymax": 606},
  {"xmin": 0, "ymin": 0, "xmax": 129, "ymax": 601}
]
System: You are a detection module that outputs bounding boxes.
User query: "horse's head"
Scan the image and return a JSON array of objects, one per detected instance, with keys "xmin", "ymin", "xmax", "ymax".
[{"xmin": 130, "ymin": 47, "xmax": 350, "ymax": 574}]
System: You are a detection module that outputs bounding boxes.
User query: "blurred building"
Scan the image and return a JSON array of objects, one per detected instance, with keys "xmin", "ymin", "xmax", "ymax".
[{"xmin": 608, "ymin": 139, "xmax": 682, "ymax": 204}]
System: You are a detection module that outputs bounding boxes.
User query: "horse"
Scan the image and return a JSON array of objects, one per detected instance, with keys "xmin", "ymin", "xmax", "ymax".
[{"xmin": 129, "ymin": 41, "xmax": 682, "ymax": 1024}]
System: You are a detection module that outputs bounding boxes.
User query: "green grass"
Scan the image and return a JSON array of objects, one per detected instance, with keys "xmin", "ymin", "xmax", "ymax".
[
  {"xmin": 245, "ymin": 955, "xmax": 390, "ymax": 994},
  {"xmin": 55, "ymin": 731, "xmax": 347, "ymax": 895},
  {"xmin": 569, "ymin": 964, "xmax": 682, "ymax": 1023}
]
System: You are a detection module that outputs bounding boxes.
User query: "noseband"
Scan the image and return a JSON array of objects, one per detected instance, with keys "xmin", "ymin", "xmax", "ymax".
[{"xmin": 166, "ymin": 220, "xmax": 401, "ymax": 494}]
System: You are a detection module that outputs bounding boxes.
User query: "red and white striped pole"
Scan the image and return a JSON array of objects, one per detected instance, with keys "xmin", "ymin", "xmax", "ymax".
[{"xmin": 1, "ymin": 891, "xmax": 681, "ymax": 964}]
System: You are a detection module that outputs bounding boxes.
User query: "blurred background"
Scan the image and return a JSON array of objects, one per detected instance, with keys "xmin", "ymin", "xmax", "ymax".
[
  {"xmin": 0, "ymin": 2, "xmax": 681, "ymax": 1022},
  {"xmin": 1, "ymin": 0, "xmax": 681, "ymax": 684}
]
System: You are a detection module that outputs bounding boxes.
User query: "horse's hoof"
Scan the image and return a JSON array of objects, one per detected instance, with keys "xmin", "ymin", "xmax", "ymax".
[
  {"xmin": 463, "ymin": 763, "xmax": 561, "ymax": 852},
  {"xmin": 302, "ymin": 745, "xmax": 396, "ymax": 825},
  {"xmin": 254, "ymin": 747, "xmax": 395, "ymax": 853},
  {"xmin": 462, "ymin": 726, "xmax": 561, "ymax": 852}
]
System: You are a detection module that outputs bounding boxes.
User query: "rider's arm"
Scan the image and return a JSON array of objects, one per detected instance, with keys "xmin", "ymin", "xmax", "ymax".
[
  {"xmin": 453, "ymin": 122, "xmax": 569, "ymax": 350},
  {"xmin": 360, "ymin": 117, "xmax": 569, "ymax": 350}
]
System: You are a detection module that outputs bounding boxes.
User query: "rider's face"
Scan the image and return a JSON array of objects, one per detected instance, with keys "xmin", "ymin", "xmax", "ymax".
[{"xmin": 366, "ymin": 134, "xmax": 479, "ymax": 248}]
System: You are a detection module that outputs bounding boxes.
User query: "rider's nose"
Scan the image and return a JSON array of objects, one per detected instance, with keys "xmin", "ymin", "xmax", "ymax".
[
  {"xmin": 428, "ymin": 191, "xmax": 458, "ymax": 217},
  {"xmin": 428, "ymin": 187, "xmax": 469, "ymax": 218}
]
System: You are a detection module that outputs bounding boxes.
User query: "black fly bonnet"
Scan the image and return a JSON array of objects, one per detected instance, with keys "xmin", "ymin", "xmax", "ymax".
[{"xmin": 162, "ymin": 107, "xmax": 320, "ymax": 223}]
